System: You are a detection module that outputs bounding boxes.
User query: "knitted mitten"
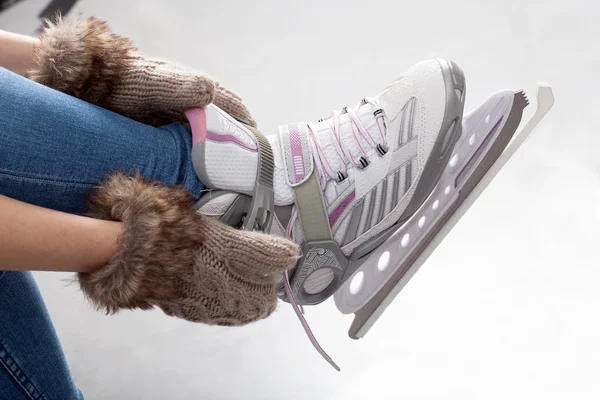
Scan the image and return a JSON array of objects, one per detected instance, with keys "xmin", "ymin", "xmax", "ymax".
[
  {"xmin": 26, "ymin": 15, "xmax": 256, "ymax": 127},
  {"xmin": 80, "ymin": 172, "xmax": 299, "ymax": 326}
]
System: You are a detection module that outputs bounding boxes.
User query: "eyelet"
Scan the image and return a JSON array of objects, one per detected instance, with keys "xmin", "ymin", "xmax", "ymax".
[
  {"xmin": 358, "ymin": 156, "xmax": 370, "ymax": 169},
  {"xmin": 337, "ymin": 171, "xmax": 348, "ymax": 182},
  {"xmin": 376, "ymin": 143, "xmax": 388, "ymax": 156}
]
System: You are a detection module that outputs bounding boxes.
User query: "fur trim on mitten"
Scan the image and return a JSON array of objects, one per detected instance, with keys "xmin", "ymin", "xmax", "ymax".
[
  {"xmin": 27, "ymin": 15, "xmax": 256, "ymax": 127},
  {"xmin": 79, "ymin": 172, "xmax": 299, "ymax": 325}
]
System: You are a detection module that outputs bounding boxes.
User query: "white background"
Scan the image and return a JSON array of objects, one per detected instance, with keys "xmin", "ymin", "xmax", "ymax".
[{"xmin": 1, "ymin": 0, "xmax": 599, "ymax": 399}]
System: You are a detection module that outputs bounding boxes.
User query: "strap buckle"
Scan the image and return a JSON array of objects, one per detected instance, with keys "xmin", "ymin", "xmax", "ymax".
[{"xmin": 241, "ymin": 127, "xmax": 275, "ymax": 233}]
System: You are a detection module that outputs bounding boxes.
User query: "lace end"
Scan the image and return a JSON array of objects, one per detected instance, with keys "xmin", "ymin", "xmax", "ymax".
[{"xmin": 283, "ymin": 270, "xmax": 341, "ymax": 372}]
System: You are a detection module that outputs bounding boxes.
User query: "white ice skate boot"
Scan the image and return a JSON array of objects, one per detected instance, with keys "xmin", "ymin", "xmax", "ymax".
[{"xmin": 189, "ymin": 57, "xmax": 465, "ymax": 299}]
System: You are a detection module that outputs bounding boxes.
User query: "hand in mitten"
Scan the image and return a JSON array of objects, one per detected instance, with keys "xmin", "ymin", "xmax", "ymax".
[
  {"xmin": 79, "ymin": 172, "xmax": 299, "ymax": 326},
  {"xmin": 26, "ymin": 16, "xmax": 256, "ymax": 127}
]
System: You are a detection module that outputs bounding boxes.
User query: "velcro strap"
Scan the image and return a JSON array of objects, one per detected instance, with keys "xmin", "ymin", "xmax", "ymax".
[
  {"xmin": 293, "ymin": 171, "xmax": 333, "ymax": 242},
  {"xmin": 277, "ymin": 123, "xmax": 314, "ymax": 187}
]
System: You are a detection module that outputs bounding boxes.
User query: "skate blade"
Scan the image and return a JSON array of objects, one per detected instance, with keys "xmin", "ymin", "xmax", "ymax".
[{"xmin": 336, "ymin": 83, "xmax": 554, "ymax": 340}]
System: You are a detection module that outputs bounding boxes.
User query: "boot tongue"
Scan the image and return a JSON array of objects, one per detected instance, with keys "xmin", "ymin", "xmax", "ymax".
[
  {"xmin": 276, "ymin": 123, "xmax": 315, "ymax": 187},
  {"xmin": 309, "ymin": 102, "xmax": 384, "ymax": 180}
]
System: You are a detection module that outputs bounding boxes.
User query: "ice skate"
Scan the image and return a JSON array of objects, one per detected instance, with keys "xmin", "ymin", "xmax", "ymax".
[{"xmin": 184, "ymin": 58, "xmax": 554, "ymax": 370}]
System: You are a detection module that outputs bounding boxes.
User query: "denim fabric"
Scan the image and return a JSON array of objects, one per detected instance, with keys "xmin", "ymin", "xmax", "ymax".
[
  {"xmin": 0, "ymin": 66, "xmax": 203, "ymax": 213},
  {"xmin": 0, "ymin": 66, "xmax": 205, "ymax": 398},
  {"xmin": 0, "ymin": 271, "xmax": 83, "ymax": 400}
]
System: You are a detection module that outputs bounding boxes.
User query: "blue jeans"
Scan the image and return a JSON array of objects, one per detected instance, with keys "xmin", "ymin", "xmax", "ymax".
[{"xmin": 0, "ymin": 67, "xmax": 204, "ymax": 399}]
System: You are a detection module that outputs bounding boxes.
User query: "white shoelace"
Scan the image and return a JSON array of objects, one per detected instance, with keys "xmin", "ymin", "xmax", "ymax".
[
  {"xmin": 307, "ymin": 98, "xmax": 387, "ymax": 187},
  {"xmin": 282, "ymin": 270, "xmax": 341, "ymax": 371},
  {"xmin": 282, "ymin": 99, "xmax": 388, "ymax": 371}
]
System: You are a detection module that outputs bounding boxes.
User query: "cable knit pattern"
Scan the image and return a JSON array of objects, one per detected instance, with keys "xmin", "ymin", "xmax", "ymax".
[
  {"xmin": 80, "ymin": 172, "xmax": 299, "ymax": 326},
  {"xmin": 27, "ymin": 15, "xmax": 256, "ymax": 127}
]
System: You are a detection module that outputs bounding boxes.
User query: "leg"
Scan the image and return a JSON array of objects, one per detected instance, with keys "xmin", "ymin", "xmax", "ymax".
[
  {"xmin": 0, "ymin": 271, "xmax": 83, "ymax": 400},
  {"xmin": 0, "ymin": 66, "xmax": 203, "ymax": 213},
  {"xmin": 0, "ymin": 66, "xmax": 203, "ymax": 397}
]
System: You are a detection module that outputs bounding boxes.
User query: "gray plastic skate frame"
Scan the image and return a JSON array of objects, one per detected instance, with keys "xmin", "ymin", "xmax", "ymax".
[{"xmin": 237, "ymin": 83, "xmax": 554, "ymax": 344}]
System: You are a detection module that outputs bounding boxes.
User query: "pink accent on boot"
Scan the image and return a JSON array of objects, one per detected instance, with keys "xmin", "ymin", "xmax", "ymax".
[
  {"xmin": 206, "ymin": 131, "xmax": 257, "ymax": 152},
  {"xmin": 288, "ymin": 123, "xmax": 307, "ymax": 182},
  {"xmin": 329, "ymin": 191, "xmax": 355, "ymax": 226},
  {"xmin": 185, "ymin": 108, "xmax": 207, "ymax": 145}
]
